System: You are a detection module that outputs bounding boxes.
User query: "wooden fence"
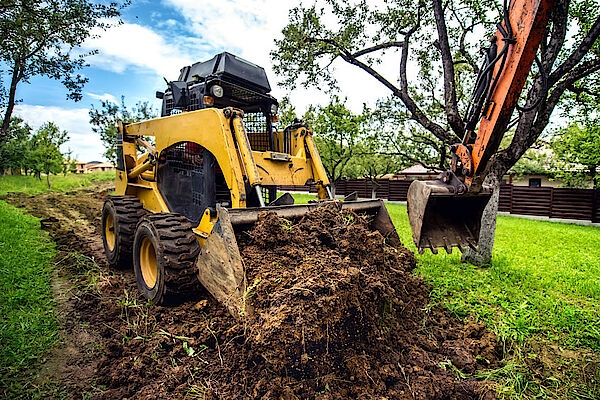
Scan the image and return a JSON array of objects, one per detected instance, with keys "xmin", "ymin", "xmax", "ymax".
[
  {"xmin": 279, "ymin": 179, "xmax": 600, "ymax": 223},
  {"xmin": 497, "ymin": 184, "xmax": 600, "ymax": 222}
]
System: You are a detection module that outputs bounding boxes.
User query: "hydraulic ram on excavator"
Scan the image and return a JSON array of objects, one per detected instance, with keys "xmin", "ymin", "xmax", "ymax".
[{"xmin": 407, "ymin": 0, "xmax": 554, "ymax": 254}]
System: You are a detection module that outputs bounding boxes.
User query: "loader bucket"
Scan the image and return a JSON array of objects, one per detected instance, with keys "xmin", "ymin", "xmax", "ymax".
[
  {"xmin": 407, "ymin": 180, "xmax": 492, "ymax": 254},
  {"xmin": 197, "ymin": 200, "xmax": 400, "ymax": 318},
  {"xmin": 195, "ymin": 206, "xmax": 248, "ymax": 318}
]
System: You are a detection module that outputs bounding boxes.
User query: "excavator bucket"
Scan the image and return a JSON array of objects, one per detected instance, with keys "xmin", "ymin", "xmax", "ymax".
[
  {"xmin": 196, "ymin": 199, "xmax": 400, "ymax": 318},
  {"xmin": 407, "ymin": 180, "xmax": 492, "ymax": 254}
]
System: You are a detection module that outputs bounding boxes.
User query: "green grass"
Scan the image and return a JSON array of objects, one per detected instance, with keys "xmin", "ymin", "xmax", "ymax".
[
  {"xmin": 0, "ymin": 200, "xmax": 58, "ymax": 396},
  {"xmin": 387, "ymin": 204, "xmax": 600, "ymax": 351},
  {"xmin": 0, "ymin": 170, "xmax": 114, "ymax": 196},
  {"xmin": 291, "ymin": 192, "xmax": 600, "ymax": 397},
  {"xmin": 0, "ymin": 171, "xmax": 114, "ymax": 396}
]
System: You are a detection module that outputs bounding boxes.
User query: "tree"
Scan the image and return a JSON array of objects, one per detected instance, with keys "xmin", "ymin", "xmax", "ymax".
[
  {"xmin": 0, "ymin": 0, "xmax": 126, "ymax": 140},
  {"xmin": 348, "ymin": 144, "xmax": 406, "ymax": 197},
  {"xmin": 0, "ymin": 117, "xmax": 31, "ymax": 175},
  {"xmin": 63, "ymin": 148, "xmax": 78, "ymax": 176},
  {"xmin": 29, "ymin": 122, "xmax": 68, "ymax": 187},
  {"xmin": 552, "ymin": 120, "xmax": 600, "ymax": 188},
  {"xmin": 273, "ymin": 0, "xmax": 600, "ymax": 264},
  {"xmin": 89, "ymin": 97, "xmax": 156, "ymax": 164},
  {"xmin": 370, "ymin": 96, "xmax": 448, "ymax": 171},
  {"xmin": 303, "ymin": 97, "xmax": 367, "ymax": 193},
  {"xmin": 275, "ymin": 96, "xmax": 298, "ymax": 128}
]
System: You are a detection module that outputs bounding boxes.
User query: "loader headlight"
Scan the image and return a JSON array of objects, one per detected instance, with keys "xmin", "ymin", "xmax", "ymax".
[
  {"xmin": 211, "ymin": 85, "xmax": 224, "ymax": 98},
  {"xmin": 270, "ymin": 104, "xmax": 278, "ymax": 115}
]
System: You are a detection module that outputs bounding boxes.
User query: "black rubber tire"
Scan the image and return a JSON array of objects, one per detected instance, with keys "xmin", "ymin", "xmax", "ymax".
[
  {"xmin": 101, "ymin": 196, "xmax": 145, "ymax": 269},
  {"xmin": 133, "ymin": 213, "xmax": 201, "ymax": 304}
]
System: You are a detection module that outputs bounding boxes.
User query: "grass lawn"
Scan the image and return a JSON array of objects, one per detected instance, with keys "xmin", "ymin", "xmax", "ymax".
[
  {"xmin": 0, "ymin": 201, "xmax": 58, "ymax": 397},
  {"xmin": 291, "ymin": 192, "xmax": 600, "ymax": 398},
  {"xmin": 0, "ymin": 171, "xmax": 114, "ymax": 397},
  {"xmin": 386, "ymin": 204, "xmax": 600, "ymax": 351},
  {"xmin": 0, "ymin": 170, "xmax": 114, "ymax": 196}
]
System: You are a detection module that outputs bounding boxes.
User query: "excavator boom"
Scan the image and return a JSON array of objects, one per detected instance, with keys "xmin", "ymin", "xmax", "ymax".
[{"xmin": 408, "ymin": 0, "xmax": 554, "ymax": 254}]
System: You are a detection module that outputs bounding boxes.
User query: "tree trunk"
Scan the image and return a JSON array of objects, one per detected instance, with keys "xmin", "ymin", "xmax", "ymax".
[
  {"xmin": 461, "ymin": 172, "xmax": 501, "ymax": 266},
  {"xmin": 1, "ymin": 64, "xmax": 21, "ymax": 140},
  {"xmin": 46, "ymin": 172, "xmax": 51, "ymax": 188}
]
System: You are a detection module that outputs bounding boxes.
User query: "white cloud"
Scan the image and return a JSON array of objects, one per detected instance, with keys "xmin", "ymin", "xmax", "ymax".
[
  {"xmin": 73, "ymin": 3, "xmax": 404, "ymax": 115},
  {"xmin": 163, "ymin": 0, "xmax": 402, "ymax": 113},
  {"xmin": 13, "ymin": 104, "xmax": 106, "ymax": 162},
  {"xmin": 81, "ymin": 20, "xmax": 200, "ymax": 79},
  {"xmin": 87, "ymin": 92, "xmax": 118, "ymax": 104}
]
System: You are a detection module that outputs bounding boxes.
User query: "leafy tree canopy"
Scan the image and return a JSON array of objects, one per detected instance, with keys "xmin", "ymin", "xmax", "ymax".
[
  {"xmin": 0, "ymin": 0, "xmax": 127, "ymax": 138},
  {"xmin": 89, "ymin": 97, "xmax": 156, "ymax": 163},
  {"xmin": 551, "ymin": 119, "xmax": 600, "ymax": 188},
  {"xmin": 29, "ymin": 122, "xmax": 69, "ymax": 187},
  {"xmin": 303, "ymin": 96, "xmax": 368, "ymax": 185},
  {"xmin": 273, "ymin": 0, "xmax": 600, "ymax": 183},
  {"xmin": 0, "ymin": 117, "xmax": 31, "ymax": 174}
]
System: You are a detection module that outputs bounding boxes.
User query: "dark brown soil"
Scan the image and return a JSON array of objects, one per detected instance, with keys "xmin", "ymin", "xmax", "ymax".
[{"xmin": 3, "ymin": 183, "xmax": 501, "ymax": 399}]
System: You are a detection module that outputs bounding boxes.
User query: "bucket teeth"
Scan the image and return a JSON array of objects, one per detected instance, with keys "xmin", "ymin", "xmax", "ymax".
[
  {"xmin": 442, "ymin": 237, "xmax": 452, "ymax": 254},
  {"xmin": 466, "ymin": 238, "xmax": 478, "ymax": 250},
  {"xmin": 427, "ymin": 238, "xmax": 438, "ymax": 254},
  {"xmin": 407, "ymin": 179, "xmax": 492, "ymax": 255}
]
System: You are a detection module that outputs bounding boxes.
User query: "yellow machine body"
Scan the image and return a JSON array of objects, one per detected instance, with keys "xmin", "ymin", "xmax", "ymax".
[
  {"xmin": 115, "ymin": 107, "xmax": 330, "ymax": 211},
  {"xmin": 112, "ymin": 107, "xmax": 398, "ymax": 316},
  {"xmin": 103, "ymin": 52, "xmax": 401, "ymax": 316}
]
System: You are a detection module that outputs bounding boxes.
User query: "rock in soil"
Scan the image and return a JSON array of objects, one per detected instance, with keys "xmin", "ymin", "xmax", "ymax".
[{"xmin": 3, "ymin": 184, "xmax": 501, "ymax": 399}]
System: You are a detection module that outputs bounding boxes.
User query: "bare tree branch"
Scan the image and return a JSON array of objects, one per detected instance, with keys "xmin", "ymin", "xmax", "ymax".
[
  {"xmin": 541, "ymin": 0, "xmax": 569, "ymax": 72},
  {"xmin": 352, "ymin": 41, "xmax": 404, "ymax": 58},
  {"xmin": 549, "ymin": 14, "xmax": 600, "ymax": 85},
  {"xmin": 433, "ymin": 0, "xmax": 465, "ymax": 136},
  {"xmin": 307, "ymin": 32, "xmax": 452, "ymax": 144}
]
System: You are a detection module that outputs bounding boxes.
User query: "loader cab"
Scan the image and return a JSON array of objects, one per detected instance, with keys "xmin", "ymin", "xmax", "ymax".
[
  {"xmin": 154, "ymin": 53, "xmax": 284, "ymax": 214},
  {"xmin": 157, "ymin": 52, "xmax": 279, "ymax": 153}
]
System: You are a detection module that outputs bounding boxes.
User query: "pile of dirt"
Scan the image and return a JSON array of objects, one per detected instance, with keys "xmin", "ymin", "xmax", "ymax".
[
  {"xmin": 3, "ymin": 185, "xmax": 500, "ymax": 399},
  {"xmin": 237, "ymin": 205, "xmax": 499, "ymax": 399}
]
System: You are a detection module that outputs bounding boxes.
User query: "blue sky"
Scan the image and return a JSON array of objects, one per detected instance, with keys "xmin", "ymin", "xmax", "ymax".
[{"xmin": 9, "ymin": 0, "xmax": 403, "ymax": 161}]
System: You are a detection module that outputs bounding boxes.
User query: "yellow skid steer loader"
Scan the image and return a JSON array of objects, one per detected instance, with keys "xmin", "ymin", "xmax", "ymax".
[{"xmin": 101, "ymin": 53, "xmax": 398, "ymax": 316}]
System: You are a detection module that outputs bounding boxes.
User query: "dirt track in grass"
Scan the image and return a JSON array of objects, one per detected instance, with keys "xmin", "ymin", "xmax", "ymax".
[{"xmin": 3, "ymin": 182, "xmax": 500, "ymax": 399}]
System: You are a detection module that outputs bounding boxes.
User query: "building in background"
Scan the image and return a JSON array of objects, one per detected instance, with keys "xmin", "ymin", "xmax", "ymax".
[
  {"xmin": 74, "ymin": 161, "xmax": 115, "ymax": 174},
  {"xmin": 380, "ymin": 164, "xmax": 438, "ymax": 181}
]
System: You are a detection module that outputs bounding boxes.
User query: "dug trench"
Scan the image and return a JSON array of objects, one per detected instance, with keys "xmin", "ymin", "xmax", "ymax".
[{"xmin": 3, "ymin": 182, "xmax": 501, "ymax": 399}]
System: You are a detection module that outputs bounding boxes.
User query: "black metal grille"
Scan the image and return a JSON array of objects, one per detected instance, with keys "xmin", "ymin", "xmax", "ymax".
[
  {"xmin": 188, "ymin": 91, "xmax": 200, "ymax": 111},
  {"xmin": 156, "ymin": 142, "xmax": 216, "ymax": 223},
  {"xmin": 159, "ymin": 142, "xmax": 207, "ymax": 181},
  {"xmin": 245, "ymin": 112, "xmax": 270, "ymax": 151},
  {"xmin": 231, "ymin": 85, "xmax": 266, "ymax": 103}
]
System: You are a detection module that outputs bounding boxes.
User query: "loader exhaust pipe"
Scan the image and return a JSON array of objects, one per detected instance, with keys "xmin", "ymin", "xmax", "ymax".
[{"xmin": 407, "ymin": 177, "xmax": 492, "ymax": 254}]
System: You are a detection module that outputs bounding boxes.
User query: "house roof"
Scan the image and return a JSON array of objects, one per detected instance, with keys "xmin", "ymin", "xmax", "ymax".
[
  {"xmin": 86, "ymin": 162, "xmax": 114, "ymax": 168},
  {"xmin": 399, "ymin": 164, "xmax": 435, "ymax": 174}
]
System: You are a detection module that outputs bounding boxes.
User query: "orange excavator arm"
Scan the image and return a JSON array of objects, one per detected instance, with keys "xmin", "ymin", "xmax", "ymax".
[
  {"xmin": 407, "ymin": 0, "xmax": 554, "ymax": 254},
  {"xmin": 458, "ymin": 0, "xmax": 554, "ymax": 188}
]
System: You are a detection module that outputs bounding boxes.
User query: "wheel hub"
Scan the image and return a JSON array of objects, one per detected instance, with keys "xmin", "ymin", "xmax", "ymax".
[
  {"xmin": 105, "ymin": 214, "xmax": 115, "ymax": 251},
  {"xmin": 139, "ymin": 237, "xmax": 158, "ymax": 288}
]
